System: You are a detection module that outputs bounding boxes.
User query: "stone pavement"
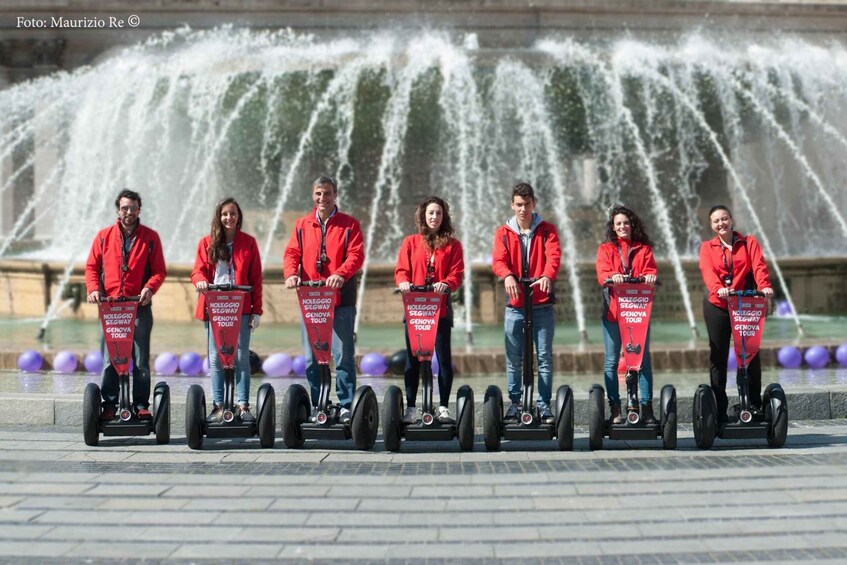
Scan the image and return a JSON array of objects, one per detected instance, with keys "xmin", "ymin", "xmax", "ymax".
[{"xmin": 1, "ymin": 422, "xmax": 847, "ymax": 562}]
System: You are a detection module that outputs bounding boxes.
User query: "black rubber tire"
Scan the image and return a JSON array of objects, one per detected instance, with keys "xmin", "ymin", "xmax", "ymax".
[
  {"xmin": 588, "ymin": 385, "xmax": 605, "ymax": 451},
  {"xmin": 693, "ymin": 384, "xmax": 716, "ymax": 449},
  {"xmin": 257, "ymin": 384, "xmax": 276, "ymax": 449},
  {"xmin": 83, "ymin": 382, "xmax": 100, "ymax": 447},
  {"xmin": 281, "ymin": 384, "xmax": 309, "ymax": 449},
  {"xmin": 456, "ymin": 385, "xmax": 475, "ymax": 452},
  {"xmin": 185, "ymin": 384, "xmax": 205, "ymax": 450},
  {"xmin": 660, "ymin": 385, "xmax": 677, "ymax": 450},
  {"xmin": 482, "ymin": 385, "xmax": 502, "ymax": 452},
  {"xmin": 765, "ymin": 384, "xmax": 788, "ymax": 448},
  {"xmin": 382, "ymin": 385, "xmax": 403, "ymax": 452},
  {"xmin": 352, "ymin": 387, "xmax": 379, "ymax": 451},
  {"xmin": 556, "ymin": 385, "xmax": 574, "ymax": 451},
  {"xmin": 153, "ymin": 382, "xmax": 170, "ymax": 445}
]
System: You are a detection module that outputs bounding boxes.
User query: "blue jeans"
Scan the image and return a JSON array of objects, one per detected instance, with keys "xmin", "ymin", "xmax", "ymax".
[
  {"xmin": 101, "ymin": 304, "xmax": 152, "ymax": 410},
  {"xmin": 504, "ymin": 305, "xmax": 554, "ymax": 406},
  {"xmin": 302, "ymin": 305, "xmax": 357, "ymax": 408},
  {"xmin": 602, "ymin": 316, "xmax": 653, "ymax": 407},
  {"xmin": 207, "ymin": 316, "xmax": 251, "ymax": 406}
]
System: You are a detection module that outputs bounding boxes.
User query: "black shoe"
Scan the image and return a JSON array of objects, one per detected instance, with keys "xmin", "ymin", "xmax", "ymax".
[
  {"xmin": 640, "ymin": 404, "xmax": 657, "ymax": 426},
  {"xmin": 239, "ymin": 404, "xmax": 255, "ymax": 423}
]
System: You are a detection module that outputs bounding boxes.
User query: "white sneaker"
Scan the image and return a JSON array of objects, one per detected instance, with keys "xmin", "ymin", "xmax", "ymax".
[
  {"xmin": 437, "ymin": 406, "xmax": 454, "ymax": 423},
  {"xmin": 402, "ymin": 406, "xmax": 418, "ymax": 423}
]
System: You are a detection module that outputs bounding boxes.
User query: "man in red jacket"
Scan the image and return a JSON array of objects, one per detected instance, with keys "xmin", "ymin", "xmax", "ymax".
[
  {"xmin": 85, "ymin": 189, "xmax": 167, "ymax": 421},
  {"xmin": 491, "ymin": 183, "xmax": 561, "ymax": 423},
  {"xmin": 283, "ymin": 176, "xmax": 365, "ymax": 424}
]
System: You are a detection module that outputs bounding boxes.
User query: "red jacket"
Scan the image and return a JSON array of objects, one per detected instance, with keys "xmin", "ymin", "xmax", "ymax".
[
  {"xmin": 699, "ymin": 231, "xmax": 771, "ymax": 309},
  {"xmin": 190, "ymin": 231, "xmax": 263, "ymax": 321},
  {"xmin": 85, "ymin": 221, "xmax": 166, "ymax": 299},
  {"xmin": 283, "ymin": 208, "xmax": 365, "ymax": 308},
  {"xmin": 491, "ymin": 218, "xmax": 561, "ymax": 309},
  {"xmin": 596, "ymin": 240, "xmax": 658, "ymax": 321},
  {"xmin": 394, "ymin": 234, "xmax": 464, "ymax": 318}
]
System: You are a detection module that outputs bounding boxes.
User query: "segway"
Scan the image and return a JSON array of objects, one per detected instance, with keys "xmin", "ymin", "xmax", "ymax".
[
  {"xmin": 83, "ymin": 295, "xmax": 170, "ymax": 446},
  {"xmin": 588, "ymin": 277, "xmax": 676, "ymax": 450},
  {"xmin": 693, "ymin": 290, "xmax": 788, "ymax": 449},
  {"xmin": 280, "ymin": 280, "xmax": 379, "ymax": 450},
  {"xmin": 382, "ymin": 285, "xmax": 474, "ymax": 452},
  {"xmin": 482, "ymin": 277, "xmax": 574, "ymax": 452},
  {"xmin": 184, "ymin": 284, "xmax": 275, "ymax": 450}
]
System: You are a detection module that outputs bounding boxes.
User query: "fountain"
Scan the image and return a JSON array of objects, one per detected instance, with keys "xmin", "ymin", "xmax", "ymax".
[{"xmin": 1, "ymin": 28, "xmax": 845, "ymax": 338}]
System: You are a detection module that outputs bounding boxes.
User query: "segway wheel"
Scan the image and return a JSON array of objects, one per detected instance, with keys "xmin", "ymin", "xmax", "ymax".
[
  {"xmin": 185, "ymin": 384, "xmax": 205, "ymax": 450},
  {"xmin": 256, "ymin": 383, "xmax": 276, "ymax": 449},
  {"xmin": 555, "ymin": 385, "xmax": 574, "ymax": 451},
  {"xmin": 456, "ymin": 385, "xmax": 475, "ymax": 452},
  {"xmin": 693, "ymin": 384, "xmax": 716, "ymax": 449},
  {"xmin": 588, "ymin": 385, "xmax": 605, "ymax": 451},
  {"xmin": 482, "ymin": 385, "xmax": 502, "ymax": 452},
  {"xmin": 352, "ymin": 386, "xmax": 379, "ymax": 451},
  {"xmin": 660, "ymin": 384, "xmax": 676, "ymax": 450},
  {"xmin": 83, "ymin": 382, "xmax": 101, "ymax": 447},
  {"xmin": 281, "ymin": 383, "xmax": 309, "ymax": 449},
  {"xmin": 764, "ymin": 383, "xmax": 788, "ymax": 448},
  {"xmin": 382, "ymin": 385, "xmax": 403, "ymax": 452},
  {"xmin": 153, "ymin": 382, "xmax": 170, "ymax": 445}
]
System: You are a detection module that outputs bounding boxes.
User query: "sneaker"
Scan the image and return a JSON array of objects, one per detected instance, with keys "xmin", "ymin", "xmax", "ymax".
[
  {"xmin": 504, "ymin": 402, "xmax": 521, "ymax": 421},
  {"xmin": 309, "ymin": 406, "xmax": 319, "ymax": 423},
  {"xmin": 239, "ymin": 404, "xmax": 255, "ymax": 423},
  {"xmin": 136, "ymin": 407, "xmax": 151, "ymax": 420},
  {"xmin": 100, "ymin": 405, "xmax": 116, "ymax": 421},
  {"xmin": 402, "ymin": 406, "xmax": 418, "ymax": 424},
  {"xmin": 339, "ymin": 407, "xmax": 352, "ymax": 424},
  {"xmin": 610, "ymin": 404, "xmax": 624, "ymax": 425},
  {"xmin": 538, "ymin": 404, "xmax": 554, "ymax": 424},
  {"xmin": 437, "ymin": 406, "xmax": 455, "ymax": 424},
  {"xmin": 207, "ymin": 404, "xmax": 223, "ymax": 423}
]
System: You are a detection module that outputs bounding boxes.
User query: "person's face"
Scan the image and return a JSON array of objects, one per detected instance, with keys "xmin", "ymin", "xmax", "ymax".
[
  {"xmin": 613, "ymin": 213, "xmax": 632, "ymax": 241},
  {"xmin": 313, "ymin": 183, "xmax": 337, "ymax": 215},
  {"xmin": 710, "ymin": 209, "xmax": 733, "ymax": 238},
  {"xmin": 511, "ymin": 195, "xmax": 535, "ymax": 224},
  {"xmin": 116, "ymin": 197, "xmax": 140, "ymax": 229},
  {"xmin": 220, "ymin": 203, "xmax": 239, "ymax": 233},
  {"xmin": 424, "ymin": 203, "xmax": 443, "ymax": 231}
]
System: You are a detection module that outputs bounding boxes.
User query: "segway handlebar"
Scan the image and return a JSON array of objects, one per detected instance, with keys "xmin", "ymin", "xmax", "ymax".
[
  {"xmin": 393, "ymin": 285, "xmax": 436, "ymax": 294},
  {"xmin": 200, "ymin": 284, "xmax": 253, "ymax": 292},
  {"xmin": 98, "ymin": 295, "xmax": 141, "ymax": 303},
  {"xmin": 603, "ymin": 277, "xmax": 660, "ymax": 286},
  {"xmin": 299, "ymin": 280, "xmax": 326, "ymax": 288},
  {"xmin": 728, "ymin": 289, "xmax": 766, "ymax": 297}
]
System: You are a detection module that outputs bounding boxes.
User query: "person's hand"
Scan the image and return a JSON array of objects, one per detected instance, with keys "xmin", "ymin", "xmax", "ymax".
[
  {"xmin": 195, "ymin": 280, "xmax": 208, "ymax": 292},
  {"xmin": 139, "ymin": 287, "xmax": 153, "ymax": 306},
  {"xmin": 285, "ymin": 275, "xmax": 301, "ymax": 289},
  {"xmin": 87, "ymin": 290, "xmax": 100, "ymax": 304},
  {"xmin": 433, "ymin": 282, "xmax": 449, "ymax": 294},
  {"xmin": 610, "ymin": 273, "xmax": 625, "ymax": 285},
  {"xmin": 761, "ymin": 287, "xmax": 774, "ymax": 298},
  {"xmin": 504, "ymin": 275, "xmax": 519, "ymax": 300},
  {"xmin": 644, "ymin": 274, "xmax": 657, "ymax": 287},
  {"xmin": 399, "ymin": 281, "xmax": 412, "ymax": 294},
  {"xmin": 250, "ymin": 314, "xmax": 261, "ymax": 332},
  {"xmin": 326, "ymin": 274, "xmax": 345, "ymax": 289},
  {"xmin": 530, "ymin": 276, "xmax": 551, "ymax": 294},
  {"xmin": 717, "ymin": 287, "xmax": 730, "ymax": 299}
]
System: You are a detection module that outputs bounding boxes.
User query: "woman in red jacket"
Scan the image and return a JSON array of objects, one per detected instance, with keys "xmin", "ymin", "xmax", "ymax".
[
  {"xmin": 699, "ymin": 205, "xmax": 773, "ymax": 423},
  {"xmin": 191, "ymin": 198, "xmax": 263, "ymax": 423},
  {"xmin": 395, "ymin": 196, "xmax": 464, "ymax": 424},
  {"xmin": 596, "ymin": 205, "xmax": 658, "ymax": 425}
]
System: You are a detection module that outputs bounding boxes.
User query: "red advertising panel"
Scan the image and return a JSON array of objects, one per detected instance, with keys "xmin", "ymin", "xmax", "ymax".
[
  {"xmin": 297, "ymin": 287, "xmax": 337, "ymax": 365},
  {"xmin": 728, "ymin": 295, "xmax": 768, "ymax": 370},
  {"xmin": 205, "ymin": 290, "xmax": 246, "ymax": 369},
  {"xmin": 615, "ymin": 283, "xmax": 654, "ymax": 371},
  {"xmin": 402, "ymin": 291, "xmax": 442, "ymax": 362},
  {"xmin": 98, "ymin": 301, "xmax": 138, "ymax": 376}
]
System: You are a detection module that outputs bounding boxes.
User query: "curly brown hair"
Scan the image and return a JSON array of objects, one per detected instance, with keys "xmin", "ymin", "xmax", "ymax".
[
  {"xmin": 415, "ymin": 196, "xmax": 454, "ymax": 250},
  {"xmin": 207, "ymin": 197, "xmax": 244, "ymax": 263},
  {"xmin": 604, "ymin": 205, "xmax": 653, "ymax": 246}
]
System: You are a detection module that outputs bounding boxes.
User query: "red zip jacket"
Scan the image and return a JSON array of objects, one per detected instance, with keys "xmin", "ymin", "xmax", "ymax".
[
  {"xmin": 190, "ymin": 231, "xmax": 263, "ymax": 321},
  {"xmin": 283, "ymin": 208, "xmax": 365, "ymax": 308},
  {"xmin": 491, "ymin": 219, "xmax": 561, "ymax": 309},
  {"xmin": 85, "ymin": 221, "xmax": 166, "ymax": 298},
  {"xmin": 699, "ymin": 231, "xmax": 771, "ymax": 309},
  {"xmin": 595, "ymin": 240, "xmax": 658, "ymax": 322},
  {"xmin": 394, "ymin": 234, "xmax": 464, "ymax": 318}
]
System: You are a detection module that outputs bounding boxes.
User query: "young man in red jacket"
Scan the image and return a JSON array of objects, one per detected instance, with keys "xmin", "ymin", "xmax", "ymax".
[
  {"xmin": 491, "ymin": 183, "xmax": 561, "ymax": 423},
  {"xmin": 85, "ymin": 189, "xmax": 167, "ymax": 421},
  {"xmin": 283, "ymin": 176, "xmax": 365, "ymax": 423}
]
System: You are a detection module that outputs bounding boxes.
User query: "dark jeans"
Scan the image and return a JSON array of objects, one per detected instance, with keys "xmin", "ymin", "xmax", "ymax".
[
  {"xmin": 101, "ymin": 304, "xmax": 153, "ymax": 410},
  {"xmin": 404, "ymin": 316, "xmax": 453, "ymax": 408},
  {"xmin": 302, "ymin": 306, "xmax": 357, "ymax": 408},
  {"xmin": 703, "ymin": 298, "xmax": 762, "ymax": 418}
]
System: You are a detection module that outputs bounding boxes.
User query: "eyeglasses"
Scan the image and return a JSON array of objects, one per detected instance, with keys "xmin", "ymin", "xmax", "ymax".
[{"xmin": 119, "ymin": 205, "xmax": 139, "ymax": 213}]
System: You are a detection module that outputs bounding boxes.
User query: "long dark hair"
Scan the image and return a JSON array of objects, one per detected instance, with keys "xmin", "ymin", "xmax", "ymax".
[
  {"xmin": 208, "ymin": 197, "xmax": 244, "ymax": 264},
  {"xmin": 604, "ymin": 205, "xmax": 652, "ymax": 246},
  {"xmin": 415, "ymin": 196, "xmax": 454, "ymax": 250}
]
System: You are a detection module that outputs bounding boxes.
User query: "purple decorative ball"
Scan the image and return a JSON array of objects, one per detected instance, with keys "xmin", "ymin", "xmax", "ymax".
[
  {"xmin": 292, "ymin": 355, "xmax": 307, "ymax": 376},
  {"xmin": 154, "ymin": 352, "xmax": 179, "ymax": 375},
  {"xmin": 17, "ymin": 350, "xmax": 43, "ymax": 372},
  {"xmin": 775, "ymin": 300, "xmax": 793, "ymax": 317},
  {"xmin": 777, "ymin": 346, "xmax": 802, "ymax": 369},
  {"xmin": 836, "ymin": 344, "xmax": 847, "ymax": 368},
  {"xmin": 263, "ymin": 353, "xmax": 293, "ymax": 377},
  {"xmin": 202, "ymin": 355, "xmax": 210, "ymax": 375},
  {"xmin": 727, "ymin": 351, "xmax": 737, "ymax": 371},
  {"xmin": 83, "ymin": 350, "xmax": 103, "ymax": 373},
  {"xmin": 179, "ymin": 352, "xmax": 204, "ymax": 376},
  {"xmin": 804, "ymin": 346, "xmax": 830, "ymax": 369},
  {"xmin": 360, "ymin": 352, "xmax": 387, "ymax": 376},
  {"xmin": 53, "ymin": 351, "xmax": 78, "ymax": 373}
]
